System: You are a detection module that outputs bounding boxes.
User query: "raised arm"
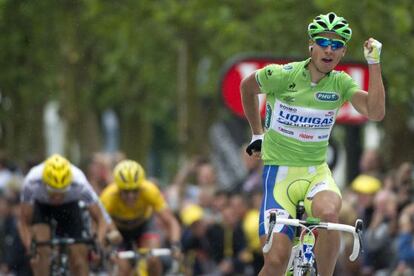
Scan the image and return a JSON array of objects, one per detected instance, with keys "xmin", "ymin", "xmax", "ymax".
[{"xmin": 350, "ymin": 38, "xmax": 385, "ymax": 121}]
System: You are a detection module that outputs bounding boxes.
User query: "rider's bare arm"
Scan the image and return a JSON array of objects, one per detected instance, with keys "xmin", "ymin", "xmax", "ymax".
[
  {"xmin": 105, "ymin": 222, "xmax": 123, "ymax": 245},
  {"xmin": 350, "ymin": 39, "xmax": 385, "ymax": 121},
  {"xmin": 18, "ymin": 203, "xmax": 34, "ymax": 252},
  {"xmin": 88, "ymin": 203, "xmax": 107, "ymax": 246},
  {"xmin": 157, "ymin": 208, "xmax": 181, "ymax": 245},
  {"xmin": 350, "ymin": 67, "xmax": 385, "ymax": 121},
  {"xmin": 240, "ymin": 72, "xmax": 264, "ymax": 135}
]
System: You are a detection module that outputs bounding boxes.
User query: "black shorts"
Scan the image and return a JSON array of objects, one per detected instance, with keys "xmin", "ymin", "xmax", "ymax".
[
  {"xmin": 118, "ymin": 217, "xmax": 159, "ymax": 250},
  {"xmin": 32, "ymin": 201, "xmax": 86, "ymax": 239}
]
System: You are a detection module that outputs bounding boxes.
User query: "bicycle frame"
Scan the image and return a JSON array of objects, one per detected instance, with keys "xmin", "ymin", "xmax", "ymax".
[{"xmin": 263, "ymin": 211, "xmax": 363, "ymax": 275}]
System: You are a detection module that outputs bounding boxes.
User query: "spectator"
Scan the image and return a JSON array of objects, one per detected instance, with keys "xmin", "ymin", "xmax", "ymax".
[
  {"xmin": 85, "ymin": 152, "xmax": 113, "ymax": 195},
  {"xmin": 362, "ymin": 189, "xmax": 399, "ymax": 275},
  {"xmin": 242, "ymin": 189, "xmax": 263, "ymax": 275},
  {"xmin": 359, "ymin": 148, "xmax": 384, "ymax": 180},
  {"xmin": 335, "ymin": 200, "xmax": 362, "ymax": 275},
  {"xmin": 206, "ymin": 205, "xmax": 250, "ymax": 276},
  {"xmin": 350, "ymin": 174, "xmax": 382, "ymax": 227},
  {"xmin": 393, "ymin": 203, "xmax": 414, "ymax": 275},
  {"xmin": 382, "ymin": 169, "xmax": 397, "ymax": 192},
  {"xmin": 0, "ymin": 194, "xmax": 31, "ymax": 275},
  {"xmin": 394, "ymin": 162, "xmax": 413, "ymax": 213},
  {"xmin": 180, "ymin": 204, "xmax": 215, "ymax": 275},
  {"xmin": 238, "ymin": 145, "xmax": 263, "ymax": 193},
  {"xmin": 0, "ymin": 153, "xmax": 13, "ymax": 192},
  {"xmin": 166, "ymin": 156, "xmax": 218, "ymax": 212},
  {"xmin": 209, "ymin": 189, "xmax": 230, "ymax": 223}
]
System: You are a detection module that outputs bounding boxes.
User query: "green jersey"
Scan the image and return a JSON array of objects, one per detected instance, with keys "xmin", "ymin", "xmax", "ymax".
[{"xmin": 256, "ymin": 58, "xmax": 360, "ymax": 166}]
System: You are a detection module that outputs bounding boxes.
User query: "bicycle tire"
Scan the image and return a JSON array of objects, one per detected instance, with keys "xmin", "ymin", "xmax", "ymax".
[
  {"xmin": 304, "ymin": 268, "xmax": 317, "ymax": 276},
  {"xmin": 300, "ymin": 264, "xmax": 317, "ymax": 276}
]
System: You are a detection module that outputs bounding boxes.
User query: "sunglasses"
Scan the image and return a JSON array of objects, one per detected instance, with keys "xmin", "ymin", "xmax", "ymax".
[
  {"xmin": 46, "ymin": 185, "xmax": 69, "ymax": 194},
  {"xmin": 120, "ymin": 189, "xmax": 140, "ymax": 196},
  {"xmin": 313, "ymin": 36, "xmax": 345, "ymax": 50}
]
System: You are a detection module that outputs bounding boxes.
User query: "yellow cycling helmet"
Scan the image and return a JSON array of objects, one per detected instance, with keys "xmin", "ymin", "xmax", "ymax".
[
  {"xmin": 113, "ymin": 160, "xmax": 145, "ymax": 190},
  {"xmin": 351, "ymin": 174, "xmax": 381, "ymax": 194},
  {"xmin": 42, "ymin": 154, "xmax": 73, "ymax": 190}
]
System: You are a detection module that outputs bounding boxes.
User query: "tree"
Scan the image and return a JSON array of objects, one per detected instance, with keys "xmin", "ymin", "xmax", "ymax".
[{"xmin": 0, "ymin": 0, "xmax": 412, "ymax": 175}]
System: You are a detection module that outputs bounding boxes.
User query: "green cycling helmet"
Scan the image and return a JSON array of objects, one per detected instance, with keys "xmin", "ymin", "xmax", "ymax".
[{"xmin": 308, "ymin": 12, "xmax": 352, "ymax": 42}]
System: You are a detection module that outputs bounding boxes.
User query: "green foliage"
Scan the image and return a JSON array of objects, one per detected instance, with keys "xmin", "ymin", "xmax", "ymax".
[{"xmin": 0, "ymin": 0, "xmax": 412, "ymax": 167}]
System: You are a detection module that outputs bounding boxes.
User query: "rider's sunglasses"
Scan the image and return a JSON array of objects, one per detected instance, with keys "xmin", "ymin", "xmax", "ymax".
[
  {"xmin": 120, "ymin": 189, "xmax": 140, "ymax": 196},
  {"xmin": 313, "ymin": 36, "xmax": 345, "ymax": 50}
]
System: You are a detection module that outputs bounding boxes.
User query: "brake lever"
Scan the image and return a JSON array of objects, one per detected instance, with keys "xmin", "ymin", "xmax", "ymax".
[
  {"xmin": 355, "ymin": 219, "xmax": 364, "ymax": 254},
  {"xmin": 263, "ymin": 211, "xmax": 277, "ymax": 253}
]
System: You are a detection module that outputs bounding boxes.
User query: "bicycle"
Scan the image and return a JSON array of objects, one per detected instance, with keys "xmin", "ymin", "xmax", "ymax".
[
  {"xmin": 30, "ymin": 219, "xmax": 97, "ymax": 276},
  {"xmin": 30, "ymin": 236, "xmax": 96, "ymax": 276},
  {"xmin": 115, "ymin": 248, "xmax": 181, "ymax": 276},
  {"xmin": 263, "ymin": 202, "xmax": 363, "ymax": 276}
]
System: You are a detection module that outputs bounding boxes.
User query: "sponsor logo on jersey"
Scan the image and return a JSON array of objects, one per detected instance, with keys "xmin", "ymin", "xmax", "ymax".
[
  {"xmin": 315, "ymin": 92, "xmax": 339, "ymax": 102},
  {"xmin": 266, "ymin": 68, "xmax": 273, "ymax": 78},
  {"xmin": 277, "ymin": 103, "xmax": 334, "ymax": 128},
  {"xmin": 282, "ymin": 96, "xmax": 295, "ymax": 103},
  {"xmin": 299, "ymin": 133, "xmax": 314, "ymax": 140},
  {"xmin": 280, "ymin": 103, "xmax": 298, "ymax": 113},
  {"xmin": 307, "ymin": 181, "xmax": 329, "ymax": 199},
  {"xmin": 287, "ymin": 82, "xmax": 297, "ymax": 92},
  {"xmin": 264, "ymin": 104, "xmax": 272, "ymax": 129},
  {"xmin": 278, "ymin": 111, "xmax": 334, "ymax": 128},
  {"xmin": 278, "ymin": 127, "xmax": 294, "ymax": 135},
  {"xmin": 271, "ymin": 100, "xmax": 336, "ymax": 142}
]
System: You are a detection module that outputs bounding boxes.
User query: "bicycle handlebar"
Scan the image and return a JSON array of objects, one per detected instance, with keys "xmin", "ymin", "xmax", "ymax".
[
  {"xmin": 33, "ymin": 237, "xmax": 95, "ymax": 247},
  {"xmin": 263, "ymin": 213, "xmax": 363, "ymax": 261},
  {"xmin": 30, "ymin": 237, "xmax": 97, "ymax": 259},
  {"xmin": 117, "ymin": 248, "xmax": 172, "ymax": 259}
]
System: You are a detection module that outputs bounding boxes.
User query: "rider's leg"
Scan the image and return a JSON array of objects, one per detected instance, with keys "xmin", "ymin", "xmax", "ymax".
[
  {"xmin": 56, "ymin": 201, "xmax": 88, "ymax": 275},
  {"xmin": 258, "ymin": 165, "xmax": 297, "ymax": 276},
  {"xmin": 140, "ymin": 234, "xmax": 162, "ymax": 276},
  {"xmin": 116, "ymin": 258, "xmax": 134, "ymax": 276},
  {"xmin": 69, "ymin": 244, "xmax": 89, "ymax": 276},
  {"xmin": 311, "ymin": 190, "xmax": 342, "ymax": 276},
  {"xmin": 258, "ymin": 233, "xmax": 292, "ymax": 276},
  {"xmin": 31, "ymin": 224, "xmax": 51, "ymax": 276}
]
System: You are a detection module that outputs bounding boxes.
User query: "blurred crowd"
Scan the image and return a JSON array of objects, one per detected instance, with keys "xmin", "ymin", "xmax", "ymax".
[{"xmin": 0, "ymin": 147, "xmax": 413, "ymax": 276}]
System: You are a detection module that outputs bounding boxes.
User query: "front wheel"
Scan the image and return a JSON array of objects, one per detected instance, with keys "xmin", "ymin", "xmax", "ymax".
[{"xmin": 301, "ymin": 266, "xmax": 317, "ymax": 276}]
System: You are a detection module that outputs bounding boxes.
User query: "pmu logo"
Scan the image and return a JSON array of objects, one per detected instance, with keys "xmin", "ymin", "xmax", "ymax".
[{"xmin": 315, "ymin": 92, "xmax": 339, "ymax": 102}]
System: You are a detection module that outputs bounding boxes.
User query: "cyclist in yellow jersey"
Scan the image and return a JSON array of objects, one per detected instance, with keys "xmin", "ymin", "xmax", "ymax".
[
  {"xmin": 241, "ymin": 12, "xmax": 385, "ymax": 276},
  {"xmin": 100, "ymin": 160, "xmax": 181, "ymax": 276}
]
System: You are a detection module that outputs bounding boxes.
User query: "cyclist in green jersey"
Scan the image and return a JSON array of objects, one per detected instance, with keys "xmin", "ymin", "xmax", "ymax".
[{"xmin": 241, "ymin": 12, "xmax": 385, "ymax": 276}]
